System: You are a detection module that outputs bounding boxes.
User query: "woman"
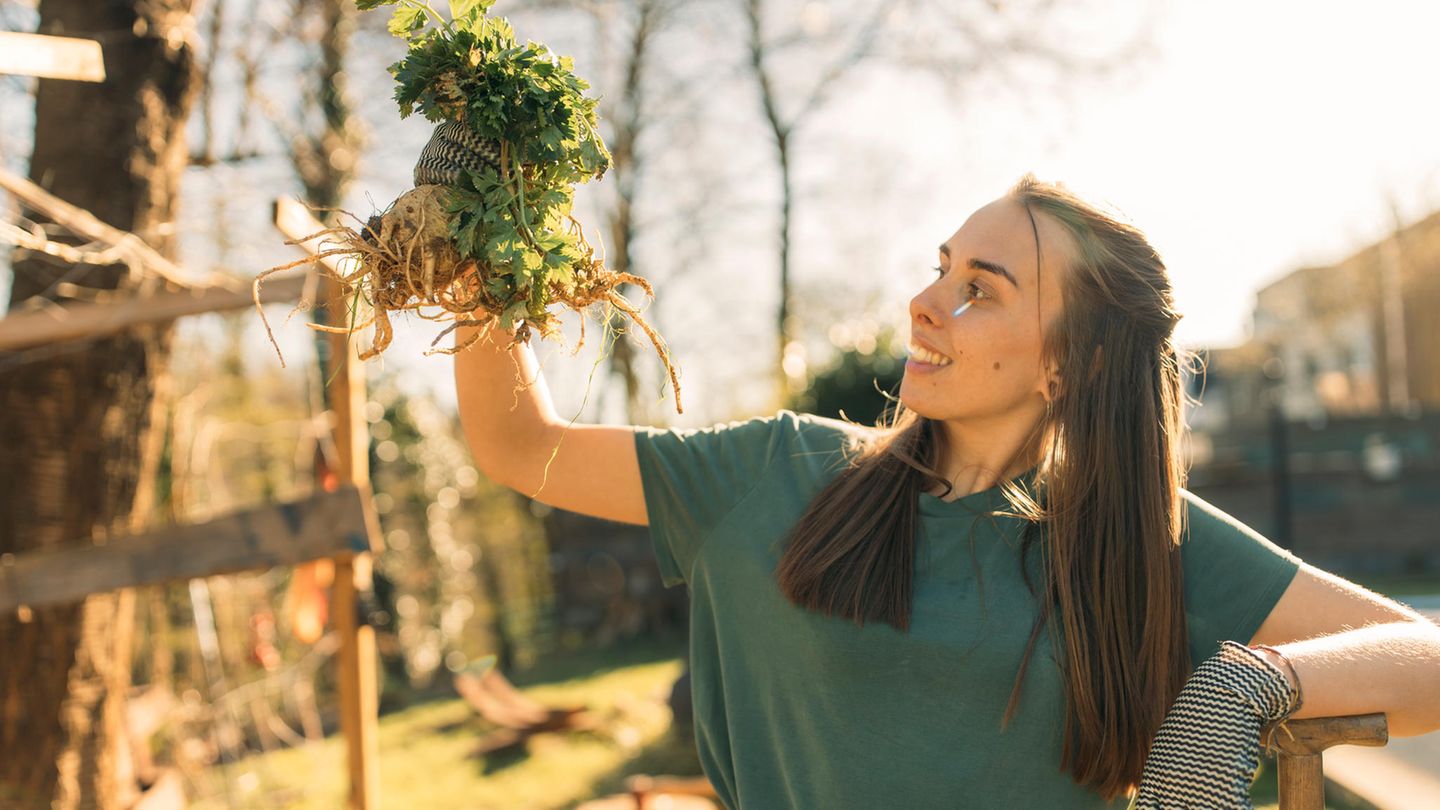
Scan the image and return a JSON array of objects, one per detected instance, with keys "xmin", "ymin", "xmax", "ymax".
[{"xmin": 454, "ymin": 173, "xmax": 1440, "ymax": 808}]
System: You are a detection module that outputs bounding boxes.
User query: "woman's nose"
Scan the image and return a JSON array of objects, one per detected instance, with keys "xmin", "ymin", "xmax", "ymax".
[{"xmin": 909, "ymin": 291, "xmax": 944, "ymax": 329}]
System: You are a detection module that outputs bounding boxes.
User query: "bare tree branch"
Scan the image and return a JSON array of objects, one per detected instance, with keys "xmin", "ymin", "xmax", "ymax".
[{"xmin": 789, "ymin": 0, "xmax": 901, "ymax": 124}]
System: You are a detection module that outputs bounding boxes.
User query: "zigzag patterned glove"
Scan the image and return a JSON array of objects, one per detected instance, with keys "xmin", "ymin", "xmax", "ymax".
[
  {"xmin": 1130, "ymin": 640, "xmax": 1300, "ymax": 809},
  {"xmin": 413, "ymin": 120, "xmax": 504, "ymax": 188}
]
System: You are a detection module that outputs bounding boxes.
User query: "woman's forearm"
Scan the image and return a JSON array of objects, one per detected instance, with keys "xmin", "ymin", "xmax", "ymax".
[
  {"xmin": 452, "ymin": 321, "xmax": 557, "ymax": 477},
  {"xmin": 1278, "ymin": 619, "xmax": 1440, "ymax": 737}
]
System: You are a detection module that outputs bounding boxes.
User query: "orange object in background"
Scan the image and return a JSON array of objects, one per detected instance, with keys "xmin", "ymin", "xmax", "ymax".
[
  {"xmin": 287, "ymin": 558, "xmax": 334, "ymax": 645},
  {"xmin": 286, "ymin": 445, "xmax": 343, "ymax": 644}
]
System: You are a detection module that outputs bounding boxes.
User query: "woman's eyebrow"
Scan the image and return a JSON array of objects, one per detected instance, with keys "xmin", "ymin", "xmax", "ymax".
[{"xmin": 938, "ymin": 243, "xmax": 1019, "ymax": 288}]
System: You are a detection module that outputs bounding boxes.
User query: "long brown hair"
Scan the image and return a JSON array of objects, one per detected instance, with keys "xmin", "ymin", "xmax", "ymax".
[{"xmin": 774, "ymin": 173, "xmax": 1192, "ymax": 801}]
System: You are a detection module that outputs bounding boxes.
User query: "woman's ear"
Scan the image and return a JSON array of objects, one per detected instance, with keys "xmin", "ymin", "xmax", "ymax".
[{"xmin": 1040, "ymin": 363, "xmax": 1063, "ymax": 403}]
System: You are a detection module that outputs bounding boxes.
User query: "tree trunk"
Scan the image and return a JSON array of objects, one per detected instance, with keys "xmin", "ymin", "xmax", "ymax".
[
  {"xmin": 0, "ymin": 0, "xmax": 199, "ymax": 806},
  {"xmin": 775, "ymin": 131, "xmax": 794, "ymax": 409},
  {"xmin": 292, "ymin": 0, "xmax": 362, "ymax": 212}
]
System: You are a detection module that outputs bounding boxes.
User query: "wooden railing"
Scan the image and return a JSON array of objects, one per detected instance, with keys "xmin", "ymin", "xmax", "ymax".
[
  {"xmin": 1266, "ymin": 713, "xmax": 1389, "ymax": 809},
  {"xmin": 621, "ymin": 714, "xmax": 1393, "ymax": 810}
]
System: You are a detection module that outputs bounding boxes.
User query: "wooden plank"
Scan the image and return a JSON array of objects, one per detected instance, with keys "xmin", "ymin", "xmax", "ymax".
[
  {"xmin": 0, "ymin": 486, "xmax": 374, "ymax": 613},
  {"xmin": 1267, "ymin": 713, "xmax": 1389, "ymax": 756},
  {"xmin": 0, "ymin": 32, "xmax": 105, "ymax": 82},
  {"xmin": 0, "ymin": 167, "xmax": 310, "ymax": 351},
  {"xmin": 327, "ymin": 276, "xmax": 381, "ymax": 810},
  {"xmin": 0, "ymin": 267, "xmax": 311, "ymax": 352},
  {"xmin": 278, "ymin": 197, "xmax": 380, "ymax": 810},
  {"xmin": 333, "ymin": 556, "xmax": 379, "ymax": 810}
]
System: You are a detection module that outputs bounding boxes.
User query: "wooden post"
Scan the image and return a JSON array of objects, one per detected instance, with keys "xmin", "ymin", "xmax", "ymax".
[
  {"xmin": 313, "ymin": 237, "xmax": 380, "ymax": 809},
  {"xmin": 1265, "ymin": 713, "xmax": 1388, "ymax": 810},
  {"xmin": 275, "ymin": 196, "xmax": 381, "ymax": 807}
]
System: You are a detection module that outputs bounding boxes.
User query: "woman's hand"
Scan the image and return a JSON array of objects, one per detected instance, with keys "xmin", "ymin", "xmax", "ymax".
[
  {"xmin": 413, "ymin": 120, "xmax": 504, "ymax": 187},
  {"xmin": 1130, "ymin": 640, "xmax": 1301, "ymax": 809}
]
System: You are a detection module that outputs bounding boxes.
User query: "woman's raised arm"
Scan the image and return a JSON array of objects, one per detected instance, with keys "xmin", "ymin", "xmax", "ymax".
[{"xmin": 452, "ymin": 321, "xmax": 649, "ymax": 526}]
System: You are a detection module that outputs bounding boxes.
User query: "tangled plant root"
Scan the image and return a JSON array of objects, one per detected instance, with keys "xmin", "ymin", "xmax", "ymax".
[{"xmin": 253, "ymin": 186, "xmax": 683, "ymax": 413}]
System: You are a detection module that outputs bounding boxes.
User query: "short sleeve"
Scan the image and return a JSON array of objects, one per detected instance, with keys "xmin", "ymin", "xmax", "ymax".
[
  {"xmin": 633, "ymin": 411, "xmax": 788, "ymax": 587},
  {"xmin": 1180, "ymin": 489, "xmax": 1304, "ymax": 667}
]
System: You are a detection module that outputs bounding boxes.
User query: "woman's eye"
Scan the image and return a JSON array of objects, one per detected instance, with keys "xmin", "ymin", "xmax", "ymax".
[{"xmin": 932, "ymin": 265, "xmax": 991, "ymax": 303}]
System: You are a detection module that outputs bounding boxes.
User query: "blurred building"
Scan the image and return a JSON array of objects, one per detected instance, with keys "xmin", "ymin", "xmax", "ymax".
[
  {"xmin": 1191, "ymin": 207, "xmax": 1440, "ymax": 430},
  {"xmin": 1185, "ymin": 208, "xmax": 1440, "ymax": 577}
]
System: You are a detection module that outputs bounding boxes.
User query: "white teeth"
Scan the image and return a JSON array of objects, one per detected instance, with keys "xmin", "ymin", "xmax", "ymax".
[{"xmin": 907, "ymin": 341, "xmax": 953, "ymax": 366}]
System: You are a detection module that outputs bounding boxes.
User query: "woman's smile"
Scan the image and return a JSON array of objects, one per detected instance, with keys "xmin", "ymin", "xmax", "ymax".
[
  {"xmin": 906, "ymin": 337, "xmax": 954, "ymax": 368},
  {"xmin": 905, "ymin": 356, "xmax": 952, "ymax": 373}
]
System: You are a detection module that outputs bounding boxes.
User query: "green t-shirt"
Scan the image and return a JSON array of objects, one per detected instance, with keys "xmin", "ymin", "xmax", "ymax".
[{"xmin": 633, "ymin": 409, "xmax": 1303, "ymax": 809}]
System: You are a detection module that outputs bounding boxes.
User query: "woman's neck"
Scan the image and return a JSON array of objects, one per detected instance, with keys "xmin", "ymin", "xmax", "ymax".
[{"xmin": 929, "ymin": 411, "xmax": 1046, "ymax": 500}]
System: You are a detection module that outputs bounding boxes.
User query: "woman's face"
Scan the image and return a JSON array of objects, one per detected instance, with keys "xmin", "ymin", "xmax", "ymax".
[{"xmin": 900, "ymin": 195, "xmax": 1073, "ymax": 423}]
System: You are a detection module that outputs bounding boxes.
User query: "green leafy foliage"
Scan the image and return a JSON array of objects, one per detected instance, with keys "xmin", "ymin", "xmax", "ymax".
[{"xmin": 357, "ymin": 0, "xmax": 611, "ymax": 328}]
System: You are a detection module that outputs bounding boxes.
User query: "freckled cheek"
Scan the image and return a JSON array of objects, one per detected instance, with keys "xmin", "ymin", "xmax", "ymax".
[{"xmin": 940, "ymin": 322, "xmax": 1037, "ymax": 376}]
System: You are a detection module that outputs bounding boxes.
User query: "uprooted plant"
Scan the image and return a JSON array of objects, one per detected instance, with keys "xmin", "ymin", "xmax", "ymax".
[{"xmin": 254, "ymin": 0, "xmax": 683, "ymax": 413}]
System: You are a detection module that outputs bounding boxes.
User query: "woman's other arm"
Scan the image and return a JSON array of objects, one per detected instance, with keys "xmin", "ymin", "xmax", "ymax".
[
  {"xmin": 1265, "ymin": 618, "xmax": 1440, "ymax": 737},
  {"xmin": 1251, "ymin": 563, "xmax": 1440, "ymax": 736}
]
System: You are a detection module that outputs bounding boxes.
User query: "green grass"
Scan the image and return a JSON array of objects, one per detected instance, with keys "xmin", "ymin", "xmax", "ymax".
[{"xmin": 191, "ymin": 639, "xmax": 699, "ymax": 810}]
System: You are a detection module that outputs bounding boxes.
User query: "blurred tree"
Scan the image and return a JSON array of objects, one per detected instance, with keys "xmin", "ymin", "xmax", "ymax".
[
  {"xmin": 785, "ymin": 323, "xmax": 906, "ymax": 426},
  {"xmin": 286, "ymin": 0, "xmax": 366, "ymax": 211},
  {"xmin": 0, "ymin": 0, "xmax": 200, "ymax": 806},
  {"xmin": 189, "ymin": 0, "xmax": 366, "ymax": 188},
  {"xmin": 202, "ymin": 0, "xmax": 374, "ymax": 685},
  {"xmin": 366, "ymin": 374, "xmax": 554, "ymax": 686},
  {"xmin": 592, "ymin": 0, "xmax": 686, "ymax": 424},
  {"xmin": 517, "ymin": 0, "xmax": 728, "ymax": 424},
  {"xmin": 501, "ymin": 0, "xmax": 717, "ymax": 669}
]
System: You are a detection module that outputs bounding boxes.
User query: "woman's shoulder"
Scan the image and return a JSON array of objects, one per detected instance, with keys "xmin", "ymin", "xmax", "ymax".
[
  {"xmin": 1176, "ymin": 487, "xmax": 1304, "ymax": 663},
  {"xmin": 777, "ymin": 408, "xmax": 875, "ymax": 441},
  {"xmin": 632, "ymin": 408, "xmax": 872, "ymax": 480},
  {"xmin": 773, "ymin": 409, "xmax": 877, "ymax": 469}
]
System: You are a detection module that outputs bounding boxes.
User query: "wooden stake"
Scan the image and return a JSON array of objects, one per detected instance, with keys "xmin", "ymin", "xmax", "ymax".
[{"xmin": 283, "ymin": 196, "xmax": 381, "ymax": 810}]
